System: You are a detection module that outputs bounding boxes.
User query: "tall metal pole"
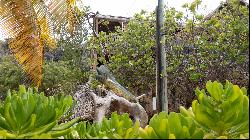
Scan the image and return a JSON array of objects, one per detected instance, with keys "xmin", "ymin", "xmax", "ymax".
[{"xmin": 156, "ymin": 0, "xmax": 168, "ymax": 112}]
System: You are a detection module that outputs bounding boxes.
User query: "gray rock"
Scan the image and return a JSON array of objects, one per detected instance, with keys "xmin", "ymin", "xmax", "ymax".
[{"xmin": 64, "ymin": 82, "xmax": 148, "ymax": 128}]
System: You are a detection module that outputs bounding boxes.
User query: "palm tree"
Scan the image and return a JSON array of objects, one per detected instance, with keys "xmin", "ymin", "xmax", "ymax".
[{"xmin": 0, "ymin": 0, "xmax": 80, "ymax": 87}]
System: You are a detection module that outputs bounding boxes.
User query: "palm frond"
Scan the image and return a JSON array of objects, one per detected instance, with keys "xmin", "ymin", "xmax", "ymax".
[
  {"xmin": 33, "ymin": 0, "xmax": 56, "ymax": 48},
  {"xmin": 0, "ymin": 0, "xmax": 79, "ymax": 87},
  {"xmin": 0, "ymin": 0, "xmax": 43, "ymax": 87},
  {"xmin": 44, "ymin": 0, "xmax": 77, "ymax": 33}
]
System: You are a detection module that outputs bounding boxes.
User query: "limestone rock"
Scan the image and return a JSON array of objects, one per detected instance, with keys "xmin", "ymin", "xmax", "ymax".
[{"xmin": 66, "ymin": 83, "xmax": 148, "ymax": 128}]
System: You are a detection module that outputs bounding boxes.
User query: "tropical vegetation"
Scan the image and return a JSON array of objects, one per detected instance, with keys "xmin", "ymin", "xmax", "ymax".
[
  {"xmin": 88, "ymin": 0, "xmax": 249, "ymax": 111},
  {"xmin": 0, "ymin": 0, "xmax": 249, "ymax": 139},
  {"xmin": 0, "ymin": 81, "xmax": 248, "ymax": 139}
]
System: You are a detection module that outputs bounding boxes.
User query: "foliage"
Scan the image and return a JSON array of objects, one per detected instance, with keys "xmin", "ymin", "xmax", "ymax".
[
  {"xmin": 166, "ymin": 0, "xmax": 249, "ymax": 110},
  {"xmin": 88, "ymin": 0, "xmax": 249, "ymax": 112},
  {"xmin": 0, "ymin": 0, "xmax": 81, "ymax": 86},
  {"xmin": 0, "ymin": 80, "xmax": 248, "ymax": 139},
  {"xmin": 0, "ymin": 56, "xmax": 24, "ymax": 100},
  {"xmin": 140, "ymin": 80, "xmax": 249, "ymax": 139},
  {"xmin": 56, "ymin": 80, "xmax": 249, "ymax": 139},
  {"xmin": 139, "ymin": 111, "xmax": 204, "ymax": 139},
  {"xmin": 44, "ymin": 5, "xmax": 91, "ymax": 68},
  {"xmin": 88, "ymin": 11, "xmax": 156, "ymax": 95},
  {"xmin": 74, "ymin": 81, "xmax": 248, "ymax": 139},
  {"xmin": 40, "ymin": 60, "xmax": 88, "ymax": 96},
  {"xmin": 0, "ymin": 85, "xmax": 79, "ymax": 139},
  {"xmin": 181, "ymin": 80, "xmax": 249, "ymax": 139},
  {"xmin": 75, "ymin": 112, "xmax": 140, "ymax": 139},
  {"xmin": 0, "ymin": 57, "xmax": 88, "ymax": 100}
]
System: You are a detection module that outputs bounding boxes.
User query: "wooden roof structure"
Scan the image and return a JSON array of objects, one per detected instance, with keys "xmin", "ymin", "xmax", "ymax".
[{"xmin": 92, "ymin": 13, "xmax": 131, "ymax": 34}]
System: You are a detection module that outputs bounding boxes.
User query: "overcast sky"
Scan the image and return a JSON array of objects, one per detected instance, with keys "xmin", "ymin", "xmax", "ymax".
[
  {"xmin": 0, "ymin": 0, "xmax": 249, "ymax": 40},
  {"xmin": 84, "ymin": 0, "xmax": 224, "ymax": 17}
]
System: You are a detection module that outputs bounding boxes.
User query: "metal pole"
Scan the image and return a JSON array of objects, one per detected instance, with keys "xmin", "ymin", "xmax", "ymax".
[{"xmin": 156, "ymin": 0, "xmax": 168, "ymax": 112}]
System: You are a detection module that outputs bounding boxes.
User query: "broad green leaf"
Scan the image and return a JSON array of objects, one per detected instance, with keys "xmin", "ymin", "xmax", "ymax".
[
  {"xmin": 168, "ymin": 112, "xmax": 182, "ymax": 138},
  {"xmin": 206, "ymin": 81, "xmax": 223, "ymax": 101}
]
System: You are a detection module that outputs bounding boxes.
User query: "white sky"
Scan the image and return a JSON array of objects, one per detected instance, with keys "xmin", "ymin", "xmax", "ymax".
[
  {"xmin": 0, "ymin": 0, "xmax": 249, "ymax": 40},
  {"xmin": 83, "ymin": 0, "xmax": 249, "ymax": 17}
]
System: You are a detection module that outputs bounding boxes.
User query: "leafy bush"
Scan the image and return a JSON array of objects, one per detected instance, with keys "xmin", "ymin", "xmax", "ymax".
[
  {"xmin": 0, "ymin": 56, "xmax": 88, "ymax": 99},
  {"xmin": 87, "ymin": 0, "xmax": 249, "ymax": 112},
  {"xmin": 0, "ymin": 85, "xmax": 79, "ymax": 139},
  {"xmin": 139, "ymin": 111, "xmax": 204, "ymax": 139},
  {"xmin": 75, "ymin": 112, "xmax": 140, "ymax": 139},
  {"xmin": 0, "ymin": 80, "xmax": 246, "ymax": 139},
  {"xmin": 182, "ymin": 80, "xmax": 249, "ymax": 139},
  {"xmin": 88, "ymin": 12, "xmax": 156, "ymax": 96},
  {"xmin": 40, "ymin": 60, "xmax": 88, "ymax": 96},
  {"xmin": 139, "ymin": 80, "xmax": 249, "ymax": 139},
  {"xmin": 73, "ymin": 80, "xmax": 248, "ymax": 139},
  {"xmin": 0, "ymin": 56, "xmax": 24, "ymax": 100}
]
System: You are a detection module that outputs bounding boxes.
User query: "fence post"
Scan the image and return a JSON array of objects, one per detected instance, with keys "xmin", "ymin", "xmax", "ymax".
[{"xmin": 156, "ymin": 0, "xmax": 168, "ymax": 112}]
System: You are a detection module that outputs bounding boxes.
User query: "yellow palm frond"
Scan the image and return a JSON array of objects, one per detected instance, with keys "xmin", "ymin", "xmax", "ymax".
[
  {"xmin": 44, "ymin": 0, "xmax": 77, "ymax": 33},
  {"xmin": 0, "ymin": 0, "xmax": 79, "ymax": 87},
  {"xmin": 33, "ymin": 0, "xmax": 56, "ymax": 48},
  {"xmin": 0, "ymin": 0, "xmax": 43, "ymax": 87}
]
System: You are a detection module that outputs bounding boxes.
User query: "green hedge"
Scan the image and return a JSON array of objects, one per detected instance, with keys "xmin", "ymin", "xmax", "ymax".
[
  {"xmin": 40, "ymin": 60, "xmax": 88, "ymax": 96},
  {"xmin": 0, "ymin": 56, "xmax": 23, "ymax": 100},
  {"xmin": 0, "ymin": 56, "xmax": 88, "ymax": 100}
]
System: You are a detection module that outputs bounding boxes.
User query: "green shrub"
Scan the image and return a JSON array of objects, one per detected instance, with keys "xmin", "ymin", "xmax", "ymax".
[
  {"xmin": 0, "ymin": 56, "xmax": 24, "ymax": 100},
  {"xmin": 75, "ymin": 112, "xmax": 140, "ymax": 139},
  {"xmin": 139, "ymin": 111, "xmax": 204, "ymax": 139},
  {"xmin": 71, "ymin": 81, "xmax": 248, "ymax": 139},
  {"xmin": 184, "ymin": 80, "xmax": 249, "ymax": 139},
  {"xmin": 1, "ymin": 79, "xmax": 248, "ymax": 139},
  {"xmin": 75, "ymin": 80, "xmax": 249, "ymax": 139},
  {"xmin": 0, "ymin": 56, "xmax": 88, "ymax": 99},
  {"xmin": 40, "ymin": 60, "xmax": 89, "ymax": 96},
  {"xmin": 88, "ymin": 0, "xmax": 249, "ymax": 112},
  {"xmin": 140, "ymin": 80, "xmax": 249, "ymax": 139},
  {"xmin": 0, "ymin": 85, "xmax": 79, "ymax": 139},
  {"xmin": 73, "ymin": 80, "xmax": 248, "ymax": 139}
]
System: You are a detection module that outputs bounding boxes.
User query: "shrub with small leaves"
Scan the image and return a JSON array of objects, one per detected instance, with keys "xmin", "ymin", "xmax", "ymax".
[
  {"xmin": 41, "ymin": 60, "xmax": 88, "ymax": 96},
  {"xmin": 0, "ymin": 56, "xmax": 24, "ymax": 100},
  {"xmin": 87, "ymin": 0, "xmax": 249, "ymax": 112}
]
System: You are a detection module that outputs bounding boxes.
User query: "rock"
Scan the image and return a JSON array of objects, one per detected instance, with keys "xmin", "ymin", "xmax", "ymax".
[
  {"xmin": 93, "ymin": 90, "xmax": 148, "ymax": 128},
  {"xmin": 66, "ymin": 82, "xmax": 148, "ymax": 128},
  {"xmin": 68, "ymin": 83, "xmax": 96, "ymax": 121}
]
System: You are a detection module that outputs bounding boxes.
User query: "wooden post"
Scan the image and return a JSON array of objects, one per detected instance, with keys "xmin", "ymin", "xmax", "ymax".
[
  {"xmin": 92, "ymin": 17, "xmax": 98, "ymax": 71},
  {"xmin": 156, "ymin": 0, "xmax": 168, "ymax": 112}
]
